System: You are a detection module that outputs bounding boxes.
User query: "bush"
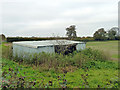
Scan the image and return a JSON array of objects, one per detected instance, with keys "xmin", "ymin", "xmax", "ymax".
[
  {"xmin": 2, "ymin": 44, "xmax": 118, "ymax": 88},
  {"xmin": 6, "ymin": 37, "xmax": 68, "ymax": 42},
  {"xmin": 81, "ymin": 48, "xmax": 109, "ymax": 61},
  {"xmin": 2, "ymin": 42, "xmax": 110, "ymax": 72},
  {"xmin": 2, "ymin": 44, "xmax": 12, "ymax": 59},
  {"xmin": 11, "ymin": 48, "xmax": 109, "ymax": 70}
]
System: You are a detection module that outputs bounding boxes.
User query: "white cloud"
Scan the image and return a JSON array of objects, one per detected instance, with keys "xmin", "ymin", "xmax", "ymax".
[
  {"xmin": 61, "ymin": 7, "xmax": 94, "ymax": 17},
  {"xmin": 1, "ymin": 0, "xmax": 119, "ymax": 37}
]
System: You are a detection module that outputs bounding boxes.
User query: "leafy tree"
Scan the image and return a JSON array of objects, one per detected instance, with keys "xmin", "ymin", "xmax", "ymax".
[
  {"xmin": 93, "ymin": 28, "xmax": 107, "ymax": 41},
  {"xmin": 66, "ymin": 25, "xmax": 77, "ymax": 39},
  {"xmin": 107, "ymin": 29, "xmax": 116, "ymax": 40},
  {"xmin": 107, "ymin": 27, "xmax": 120, "ymax": 40},
  {"xmin": 110, "ymin": 27, "xmax": 119, "ymax": 37}
]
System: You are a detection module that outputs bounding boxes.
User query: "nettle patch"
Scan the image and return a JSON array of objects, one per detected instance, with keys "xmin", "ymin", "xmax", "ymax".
[
  {"xmin": 1, "ymin": 58, "xmax": 119, "ymax": 88},
  {"xmin": 1, "ymin": 42, "xmax": 119, "ymax": 88}
]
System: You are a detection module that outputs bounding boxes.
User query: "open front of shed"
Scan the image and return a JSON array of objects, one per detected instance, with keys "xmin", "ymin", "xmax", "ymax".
[{"xmin": 13, "ymin": 40, "xmax": 86, "ymax": 56}]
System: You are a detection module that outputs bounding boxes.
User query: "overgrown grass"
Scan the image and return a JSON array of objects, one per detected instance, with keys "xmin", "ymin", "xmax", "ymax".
[
  {"xmin": 11, "ymin": 47, "xmax": 110, "ymax": 72},
  {"xmin": 1, "ymin": 42, "xmax": 119, "ymax": 88},
  {"xmin": 86, "ymin": 40, "xmax": 118, "ymax": 60},
  {"xmin": 2, "ymin": 58, "xmax": 118, "ymax": 88},
  {"xmin": 2, "ymin": 43, "xmax": 12, "ymax": 59}
]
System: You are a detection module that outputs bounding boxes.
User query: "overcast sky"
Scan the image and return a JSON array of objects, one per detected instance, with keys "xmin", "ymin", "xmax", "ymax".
[{"xmin": 0, "ymin": 0, "xmax": 119, "ymax": 37}]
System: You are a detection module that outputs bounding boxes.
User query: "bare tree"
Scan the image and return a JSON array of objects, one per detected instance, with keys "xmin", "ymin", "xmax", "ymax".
[{"xmin": 51, "ymin": 34, "xmax": 76, "ymax": 55}]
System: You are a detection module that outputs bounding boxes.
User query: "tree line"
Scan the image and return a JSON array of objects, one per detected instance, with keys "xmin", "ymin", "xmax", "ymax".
[
  {"xmin": 66, "ymin": 25, "xmax": 120, "ymax": 41},
  {"xmin": 1, "ymin": 25, "xmax": 120, "ymax": 42},
  {"xmin": 93, "ymin": 27, "xmax": 119, "ymax": 41}
]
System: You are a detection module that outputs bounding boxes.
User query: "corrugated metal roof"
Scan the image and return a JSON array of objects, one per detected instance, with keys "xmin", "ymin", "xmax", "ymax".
[{"xmin": 13, "ymin": 40, "xmax": 85, "ymax": 48}]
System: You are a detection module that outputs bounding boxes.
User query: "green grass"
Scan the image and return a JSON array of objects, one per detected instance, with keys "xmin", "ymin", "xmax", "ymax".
[
  {"xmin": 86, "ymin": 40, "xmax": 119, "ymax": 60},
  {"xmin": 1, "ymin": 41, "xmax": 119, "ymax": 88},
  {"xmin": 2, "ymin": 58, "xmax": 118, "ymax": 88}
]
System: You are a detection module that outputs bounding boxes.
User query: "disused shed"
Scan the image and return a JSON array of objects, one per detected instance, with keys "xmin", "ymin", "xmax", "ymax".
[{"xmin": 13, "ymin": 40, "xmax": 86, "ymax": 56}]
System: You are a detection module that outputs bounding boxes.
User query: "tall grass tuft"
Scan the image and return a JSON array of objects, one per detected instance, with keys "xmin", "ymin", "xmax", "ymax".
[
  {"xmin": 2, "ymin": 43, "xmax": 110, "ymax": 72},
  {"xmin": 11, "ymin": 48, "xmax": 109, "ymax": 71},
  {"xmin": 81, "ymin": 48, "xmax": 110, "ymax": 61},
  {"xmin": 2, "ymin": 44, "xmax": 12, "ymax": 59}
]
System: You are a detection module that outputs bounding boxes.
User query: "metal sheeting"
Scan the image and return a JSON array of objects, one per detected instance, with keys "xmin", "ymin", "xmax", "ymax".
[
  {"xmin": 13, "ymin": 40, "xmax": 85, "ymax": 48},
  {"xmin": 76, "ymin": 43, "xmax": 86, "ymax": 50},
  {"xmin": 13, "ymin": 44, "xmax": 55, "ymax": 56},
  {"xmin": 13, "ymin": 40, "xmax": 86, "ymax": 56}
]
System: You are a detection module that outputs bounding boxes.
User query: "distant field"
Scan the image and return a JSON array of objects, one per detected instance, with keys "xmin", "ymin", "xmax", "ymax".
[{"xmin": 86, "ymin": 40, "xmax": 118, "ymax": 61}]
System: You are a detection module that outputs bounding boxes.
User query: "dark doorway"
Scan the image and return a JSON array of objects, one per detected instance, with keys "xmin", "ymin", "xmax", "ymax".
[{"xmin": 55, "ymin": 44, "xmax": 76, "ymax": 55}]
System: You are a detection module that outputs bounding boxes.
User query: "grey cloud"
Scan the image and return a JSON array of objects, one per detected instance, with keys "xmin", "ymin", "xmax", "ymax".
[
  {"xmin": 1, "ymin": 0, "xmax": 118, "ymax": 37},
  {"xmin": 2, "ymin": 2, "xmax": 61, "ymax": 23}
]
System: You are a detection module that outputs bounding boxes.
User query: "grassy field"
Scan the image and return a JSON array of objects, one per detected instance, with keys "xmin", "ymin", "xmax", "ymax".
[
  {"xmin": 86, "ymin": 40, "xmax": 118, "ymax": 61},
  {"xmin": 1, "ymin": 40, "xmax": 119, "ymax": 88},
  {"xmin": 1, "ymin": 58, "xmax": 118, "ymax": 88}
]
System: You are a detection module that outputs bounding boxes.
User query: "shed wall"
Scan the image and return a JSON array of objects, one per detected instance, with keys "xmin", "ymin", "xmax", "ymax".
[
  {"xmin": 76, "ymin": 43, "xmax": 86, "ymax": 51},
  {"xmin": 13, "ymin": 44, "xmax": 55, "ymax": 56}
]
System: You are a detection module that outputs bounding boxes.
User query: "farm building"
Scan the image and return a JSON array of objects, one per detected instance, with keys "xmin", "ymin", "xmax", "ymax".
[{"xmin": 13, "ymin": 40, "xmax": 86, "ymax": 56}]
